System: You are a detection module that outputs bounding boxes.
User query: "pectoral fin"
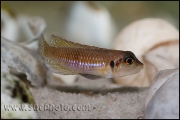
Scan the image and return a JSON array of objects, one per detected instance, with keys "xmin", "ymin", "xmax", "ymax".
[
  {"xmin": 79, "ymin": 74, "xmax": 103, "ymax": 80},
  {"xmin": 45, "ymin": 58, "xmax": 76, "ymax": 75}
]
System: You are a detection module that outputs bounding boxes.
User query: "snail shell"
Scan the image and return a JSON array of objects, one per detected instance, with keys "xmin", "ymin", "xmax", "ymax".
[{"xmin": 112, "ymin": 18, "xmax": 179, "ymax": 87}]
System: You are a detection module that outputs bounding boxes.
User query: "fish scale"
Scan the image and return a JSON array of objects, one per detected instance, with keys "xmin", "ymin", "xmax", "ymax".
[
  {"xmin": 47, "ymin": 46, "xmax": 122, "ymax": 75},
  {"xmin": 39, "ymin": 34, "xmax": 144, "ymax": 79}
]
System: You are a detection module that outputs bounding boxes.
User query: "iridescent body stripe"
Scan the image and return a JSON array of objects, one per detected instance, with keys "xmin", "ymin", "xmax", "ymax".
[{"xmin": 47, "ymin": 47, "xmax": 122, "ymax": 76}]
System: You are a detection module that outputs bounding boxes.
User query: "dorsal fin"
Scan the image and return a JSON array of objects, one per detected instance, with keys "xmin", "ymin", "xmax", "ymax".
[{"xmin": 50, "ymin": 34, "xmax": 104, "ymax": 49}]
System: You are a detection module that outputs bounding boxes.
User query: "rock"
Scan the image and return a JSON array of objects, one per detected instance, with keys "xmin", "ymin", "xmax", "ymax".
[
  {"xmin": 112, "ymin": 18, "xmax": 179, "ymax": 87},
  {"xmin": 144, "ymin": 68, "xmax": 179, "ymax": 119},
  {"xmin": 1, "ymin": 72, "xmax": 37, "ymax": 119},
  {"xmin": 145, "ymin": 68, "xmax": 179, "ymax": 108},
  {"xmin": 1, "ymin": 5, "xmax": 47, "ymax": 87},
  {"xmin": 1, "ymin": 37, "xmax": 46, "ymax": 86}
]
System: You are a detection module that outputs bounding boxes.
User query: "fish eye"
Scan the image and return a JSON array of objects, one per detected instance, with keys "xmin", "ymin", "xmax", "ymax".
[{"xmin": 124, "ymin": 55, "xmax": 135, "ymax": 65}]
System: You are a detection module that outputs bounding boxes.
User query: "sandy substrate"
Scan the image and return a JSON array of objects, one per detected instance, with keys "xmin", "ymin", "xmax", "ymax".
[{"xmin": 30, "ymin": 77, "xmax": 149, "ymax": 119}]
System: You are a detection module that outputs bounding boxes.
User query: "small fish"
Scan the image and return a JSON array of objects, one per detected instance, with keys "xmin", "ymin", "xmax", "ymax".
[{"xmin": 38, "ymin": 34, "xmax": 143, "ymax": 80}]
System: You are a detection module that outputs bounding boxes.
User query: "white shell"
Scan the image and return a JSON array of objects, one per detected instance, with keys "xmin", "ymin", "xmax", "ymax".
[
  {"xmin": 112, "ymin": 18, "xmax": 179, "ymax": 56},
  {"xmin": 1, "ymin": 8, "xmax": 46, "ymax": 50},
  {"xmin": 64, "ymin": 1, "xmax": 116, "ymax": 48}
]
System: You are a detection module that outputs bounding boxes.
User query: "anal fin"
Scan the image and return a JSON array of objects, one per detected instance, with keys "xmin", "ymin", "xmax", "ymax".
[{"xmin": 79, "ymin": 74, "xmax": 103, "ymax": 80}]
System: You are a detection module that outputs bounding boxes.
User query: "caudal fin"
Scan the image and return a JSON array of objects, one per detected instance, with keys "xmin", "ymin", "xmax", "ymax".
[{"xmin": 38, "ymin": 35, "xmax": 49, "ymax": 57}]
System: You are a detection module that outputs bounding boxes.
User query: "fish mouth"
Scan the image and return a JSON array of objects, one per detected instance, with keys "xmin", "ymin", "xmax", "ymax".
[{"xmin": 131, "ymin": 64, "xmax": 144, "ymax": 74}]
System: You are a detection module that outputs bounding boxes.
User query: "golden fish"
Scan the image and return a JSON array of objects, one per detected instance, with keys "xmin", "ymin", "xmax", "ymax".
[{"xmin": 38, "ymin": 34, "xmax": 143, "ymax": 79}]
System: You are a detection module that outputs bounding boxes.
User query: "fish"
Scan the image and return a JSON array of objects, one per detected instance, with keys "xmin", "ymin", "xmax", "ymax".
[{"xmin": 38, "ymin": 34, "xmax": 144, "ymax": 80}]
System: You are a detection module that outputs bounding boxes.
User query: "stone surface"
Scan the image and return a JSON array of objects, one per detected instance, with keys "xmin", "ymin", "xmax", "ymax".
[
  {"xmin": 1, "ymin": 72, "xmax": 37, "ymax": 119},
  {"xmin": 145, "ymin": 68, "xmax": 179, "ymax": 108},
  {"xmin": 1, "ymin": 37, "xmax": 46, "ymax": 86},
  {"xmin": 1, "ymin": 5, "xmax": 47, "ymax": 86},
  {"xmin": 144, "ymin": 68, "xmax": 179, "ymax": 119}
]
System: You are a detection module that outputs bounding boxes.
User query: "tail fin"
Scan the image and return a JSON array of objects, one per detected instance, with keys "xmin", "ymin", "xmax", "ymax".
[{"xmin": 38, "ymin": 35, "xmax": 49, "ymax": 57}]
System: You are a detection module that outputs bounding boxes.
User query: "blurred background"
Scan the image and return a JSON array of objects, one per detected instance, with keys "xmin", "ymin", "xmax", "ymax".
[
  {"xmin": 1, "ymin": 1, "xmax": 179, "ymax": 86},
  {"xmin": 1, "ymin": 2, "xmax": 179, "ymax": 119},
  {"xmin": 1, "ymin": 1, "xmax": 179, "ymax": 45}
]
